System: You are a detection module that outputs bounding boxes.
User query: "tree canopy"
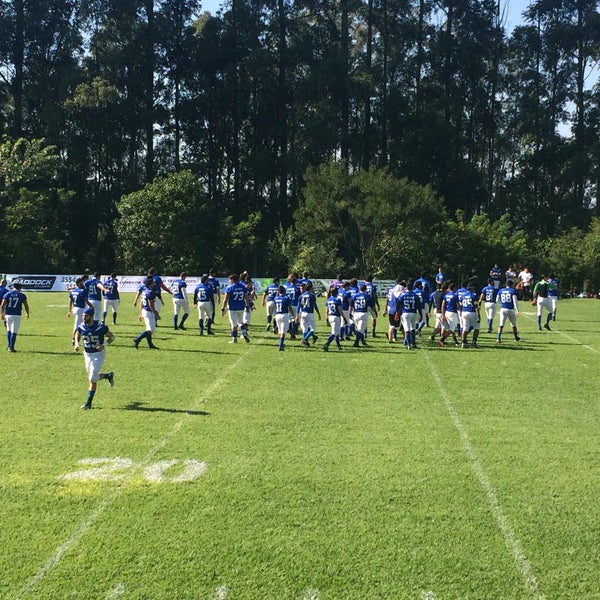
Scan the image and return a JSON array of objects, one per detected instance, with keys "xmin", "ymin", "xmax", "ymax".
[{"xmin": 1, "ymin": 0, "xmax": 600, "ymax": 290}]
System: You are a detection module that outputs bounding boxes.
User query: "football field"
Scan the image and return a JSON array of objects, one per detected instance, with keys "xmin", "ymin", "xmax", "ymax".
[{"xmin": 1, "ymin": 294, "xmax": 599, "ymax": 599}]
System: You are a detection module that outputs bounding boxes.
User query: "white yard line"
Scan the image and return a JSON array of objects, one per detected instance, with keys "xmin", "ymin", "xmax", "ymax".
[
  {"xmin": 16, "ymin": 347, "xmax": 257, "ymax": 599},
  {"xmin": 212, "ymin": 584, "xmax": 229, "ymax": 600},
  {"xmin": 522, "ymin": 313, "xmax": 599, "ymax": 354},
  {"xmin": 423, "ymin": 352, "xmax": 546, "ymax": 600},
  {"xmin": 105, "ymin": 582, "xmax": 126, "ymax": 599}
]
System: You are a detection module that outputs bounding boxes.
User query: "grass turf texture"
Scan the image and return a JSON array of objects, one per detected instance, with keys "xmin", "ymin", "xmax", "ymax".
[{"xmin": 1, "ymin": 294, "xmax": 599, "ymax": 599}]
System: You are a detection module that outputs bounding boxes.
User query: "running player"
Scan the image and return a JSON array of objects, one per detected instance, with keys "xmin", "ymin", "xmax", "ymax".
[{"xmin": 75, "ymin": 307, "xmax": 114, "ymax": 409}]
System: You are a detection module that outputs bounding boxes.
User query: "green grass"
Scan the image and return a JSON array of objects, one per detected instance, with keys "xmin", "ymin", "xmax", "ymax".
[{"xmin": 1, "ymin": 294, "xmax": 599, "ymax": 599}]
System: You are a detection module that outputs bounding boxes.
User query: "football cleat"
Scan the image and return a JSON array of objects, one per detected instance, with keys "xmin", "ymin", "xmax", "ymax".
[{"xmin": 106, "ymin": 372, "xmax": 115, "ymax": 388}]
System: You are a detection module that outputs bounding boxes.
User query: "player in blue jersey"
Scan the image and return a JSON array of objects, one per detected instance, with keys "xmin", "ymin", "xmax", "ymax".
[
  {"xmin": 75, "ymin": 307, "xmax": 114, "ymax": 409},
  {"xmin": 171, "ymin": 272, "xmax": 190, "ymax": 330},
  {"xmin": 242, "ymin": 274, "xmax": 257, "ymax": 332},
  {"xmin": 273, "ymin": 286, "xmax": 296, "ymax": 351},
  {"xmin": 1, "ymin": 282, "xmax": 30, "ymax": 352},
  {"xmin": 134, "ymin": 277, "xmax": 160, "ymax": 349},
  {"xmin": 297, "ymin": 282, "xmax": 321, "ymax": 347},
  {"xmin": 458, "ymin": 284, "xmax": 480, "ymax": 348},
  {"xmin": 428, "ymin": 282, "xmax": 447, "ymax": 342},
  {"xmin": 136, "ymin": 267, "xmax": 172, "ymax": 321},
  {"xmin": 338, "ymin": 281, "xmax": 353, "ymax": 340},
  {"xmin": 438, "ymin": 281, "xmax": 460, "ymax": 346},
  {"xmin": 414, "ymin": 272, "xmax": 433, "ymax": 326},
  {"xmin": 349, "ymin": 284, "xmax": 371, "ymax": 347},
  {"xmin": 207, "ymin": 268, "xmax": 221, "ymax": 324},
  {"xmin": 435, "ymin": 266, "xmax": 446, "ymax": 285},
  {"xmin": 67, "ymin": 277, "xmax": 93, "ymax": 346},
  {"xmin": 84, "ymin": 271, "xmax": 107, "ymax": 318},
  {"xmin": 362, "ymin": 274, "xmax": 380, "ymax": 337},
  {"xmin": 221, "ymin": 274, "xmax": 250, "ymax": 343},
  {"xmin": 101, "ymin": 272, "xmax": 120, "ymax": 325},
  {"xmin": 284, "ymin": 275, "xmax": 301, "ymax": 338},
  {"xmin": 397, "ymin": 280, "xmax": 423, "ymax": 350},
  {"xmin": 385, "ymin": 279, "xmax": 404, "ymax": 343},
  {"xmin": 193, "ymin": 275, "xmax": 215, "ymax": 335},
  {"xmin": 262, "ymin": 277, "xmax": 280, "ymax": 332},
  {"xmin": 479, "ymin": 278, "xmax": 499, "ymax": 333},
  {"xmin": 489, "ymin": 263, "xmax": 502, "ymax": 289},
  {"xmin": 323, "ymin": 287, "xmax": 347, "ymax": 351},
  {"xmin": 297, "ymin": 271, "xmax": 313, "ymax": 289},
  {"xmin": 413, "ymin": 280, "xmax": 427, "ymax": 335},
  {"xmin": 548, "ymin": 273, "xmax": 560, "ymax": 321},
  {"xmin": 496, "ymin": 280, "xmax": 520, "ymax": 343}
]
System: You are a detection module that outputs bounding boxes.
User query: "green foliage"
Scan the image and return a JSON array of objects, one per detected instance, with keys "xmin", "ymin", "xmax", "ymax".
[
  {"xmin": 0, "ymin": 137, "xmax": 71, "ymax": 270},
  {"xmin": 546, "ymin": 218, "xmax": 600, "ymax": 293},
  {"xmin": 290, "ymin": 161, "xmax": 447, "ymax": 277},
  {"xmin": 115, "ymin": 170, "xmax": 213, "ymax": 273},
  {"xmin": 442, "ymin": 211, "xmax": 530, "ymax": 281}
]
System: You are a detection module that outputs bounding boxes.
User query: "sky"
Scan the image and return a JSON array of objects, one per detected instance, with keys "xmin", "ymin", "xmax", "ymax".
[{"xmin": 199, "ymin": 0, "xmax": 531, "ymax": 29}]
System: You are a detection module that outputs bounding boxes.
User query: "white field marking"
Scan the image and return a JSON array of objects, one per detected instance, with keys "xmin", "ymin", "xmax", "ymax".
[
  {"xmin": 423, "ymin": 352, "xmax": 546, "ymax": 600},
  {"xmin": 522, "ymin": 313, "xmax": 599, "ymax": 354},
  {"xmin": 106, "ymin": 582, "xmax": 126, "ymax": 599},
  {"xmin": 303, "ymin": 589, "xmax": 320, "ymax": 600},
  {"xmin": 60, "ymin": 458, "xmax": 134, "ymax": 481},
  {"xmin": 213, "ymin": 585, "xmax": 229, "ymax": 600},
  {"xmin": 17, "ymin": 344, "xmax": 259, "ymax": 599},
  {"xmin": 46, "ymin": 304, "xmax": 69, "ymax": 308},
  {"xmin": 420, "ymin": 592, "xmax": 436, "ymax": 600},
  {"xmin": 143, "ymin": 458, "xmax": 179, "ymax": 483},
  {"xmin": 170, "ymin": 459, "xmax": 208, "ymax": 482}
]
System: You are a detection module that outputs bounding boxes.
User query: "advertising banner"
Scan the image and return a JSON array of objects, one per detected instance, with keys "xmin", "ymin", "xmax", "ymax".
[{"xmin": 4, "ymin": 274, "xmax": 397, "ymax": 297}]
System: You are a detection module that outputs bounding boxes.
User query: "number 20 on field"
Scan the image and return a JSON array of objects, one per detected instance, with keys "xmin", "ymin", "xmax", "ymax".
[{"xmin": 59, "ymin": 457, "xmax": 207, "ymax": 484}]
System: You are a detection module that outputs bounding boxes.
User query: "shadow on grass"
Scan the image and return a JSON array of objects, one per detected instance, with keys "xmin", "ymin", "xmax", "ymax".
[{"xmin": 121, "ymin": 401, "xmax": 209, "ymax": 416}]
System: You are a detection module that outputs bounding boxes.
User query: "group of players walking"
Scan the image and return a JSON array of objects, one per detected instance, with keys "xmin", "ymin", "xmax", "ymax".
[{"xmin": 1, "ymin": 264, "xmax": 560, "ymax": 409}]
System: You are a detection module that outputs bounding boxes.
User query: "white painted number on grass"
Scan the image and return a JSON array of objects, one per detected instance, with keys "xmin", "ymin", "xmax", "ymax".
[{"xmin": 60, "ymin": 457, "xmax": 207, "ymax": 484}]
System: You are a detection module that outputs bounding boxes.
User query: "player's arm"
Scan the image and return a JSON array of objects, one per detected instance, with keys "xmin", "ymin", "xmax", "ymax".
[
  {"xmin": 0, "ymin": 299, "xmax": 5, "ymax": 320},
  {"xmin": 67, "ymin": 296, "xmax": 73, "ymax": 316},
  {"xmin": 23, "ymin": 299, "xmax": 30, "ymax": 319},
  {"xmin": 106, "ymin": 331, "xmax": 115, "ymax": 345},
  {"xmin": 74, "ymin": 329, "xmax": 81, "ymax": 352},
  {"xmin": 148, "ymin": 297, "xmax": 158, "ymax": 316},
  {"xmin": 221, "ymin": 292, "xmax": 228, "ymax": 314},
  {"xmin": 160, "ymin": 281, "xmax": 172, "ymax": 294},
  {"xmin": 133, "ymin": 290, "xmax": 141, "ymax": 306}
]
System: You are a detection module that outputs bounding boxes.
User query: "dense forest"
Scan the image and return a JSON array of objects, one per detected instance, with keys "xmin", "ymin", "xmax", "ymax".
[{"xmin": 1, "ymin": 0, "xmax": 600, "ymax": 291}]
